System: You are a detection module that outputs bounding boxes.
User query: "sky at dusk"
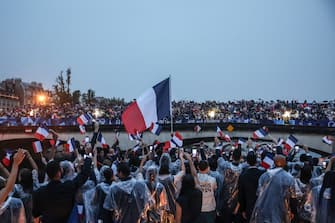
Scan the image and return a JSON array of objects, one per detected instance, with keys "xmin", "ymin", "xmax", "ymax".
[{"xmin": 1, "ymin": 0, "xmax": 335, "ymax": 102}]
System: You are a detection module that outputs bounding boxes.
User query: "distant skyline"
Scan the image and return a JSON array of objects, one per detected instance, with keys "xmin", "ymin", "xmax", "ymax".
[{"xmin": 1, "ymin": 0, "xmax": 335, "ymax": 102}]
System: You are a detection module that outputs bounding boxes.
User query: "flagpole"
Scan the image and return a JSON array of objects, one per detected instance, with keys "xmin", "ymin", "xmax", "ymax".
[{"xmin": 169, "ymin": 75, "xmax": 173, "ymax": 134}]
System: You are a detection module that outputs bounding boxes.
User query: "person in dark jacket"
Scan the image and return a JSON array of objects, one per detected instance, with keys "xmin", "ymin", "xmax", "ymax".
[
  {"xmin": 32, "ymin": 157, "xmax": 92, "ymax": 223},
  {"xmin": 238, "ymin": 151, "xmax": 265, "ymax": 222}
]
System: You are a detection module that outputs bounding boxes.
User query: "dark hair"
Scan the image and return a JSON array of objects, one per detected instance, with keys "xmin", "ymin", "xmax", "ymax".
[
  {"xmin": 46, "ymin": 161, "xmax": 61, "ymax": 179},
  {"xmin": 198, "ymin": 160, "xmax": 209, "ymax": 171},
  {"xmin": 232, "ymin": 149, "xmax": 241, "ymax": 162},
  {"xmin": 19, "ymin": 168, "xmax": 33, "ymax": 192},
  {"xmin": 103, "ymin": 167, "xmax": 113, "ymax": 183},
  {"xmin": 208, "ymin": 156, "xmax": 218, "ymax": 171},
  {"xmin": 300, "ymin": 164, "xmax": 312, "ymax": 184},
  {"xmin": 180, "ymin": 174, "xmax": 195, "ymax": 195},
  {"xmin": 117, "ymin": 162, "xmax": 130, "ymax": 178},
  {"xmin": 319, "ymin": 171, "xmax": 335, "ymax": 211},
  {"xmin": 246, "ymin": 151, "xmax": 257, "ymax": 166}
]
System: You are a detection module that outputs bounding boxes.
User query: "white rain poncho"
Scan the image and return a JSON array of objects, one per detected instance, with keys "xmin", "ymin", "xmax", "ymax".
[
  {"xmin": 144, "ymin": 166, "xmax": 169, "ymax": 223},
  {"xmin": 0, "ymin": 196, "xmax": 26, "ymax": 223},
  {"xmin": 250, "ymin": 168, "xmax": 296, "ymax": 223},
  {"xmin": 103, "ymin": 177, "xmax": 150, "ymax": 223}
]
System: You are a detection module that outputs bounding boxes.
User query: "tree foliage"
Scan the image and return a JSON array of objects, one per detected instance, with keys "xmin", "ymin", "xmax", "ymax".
[{"xmin": 53, "ymin": 68, "xmax": 72, "ymax": 105}]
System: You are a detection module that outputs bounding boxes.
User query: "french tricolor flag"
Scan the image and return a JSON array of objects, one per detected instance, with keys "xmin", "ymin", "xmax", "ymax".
[
  {"xmin": 77, "ymin": 114, "xmax": 92, "ymax": 126},
  {"xmin": 32, "ymin": 141, "xmax": 43, "ymax": 153},
  {"xmin": 284, "ymin": 135, "xmax": 298, "ymax": 151},
  {"xmin": 322, "ymin": 136, "xmax": 333, "ymax": 145},
  {"xmin": 261, "ymin": 153, "xmax": 274, "ymax": 169},
  {"xmin": 121, "ymin": 78, "xmax": 170, "ymax": 134},
  {"xmin": 171, "ymin": 131, "xmax": 183, "ymax": 148},
  {"xmin": 34, "ymin": 126, "xmax": 49, "ymax": 141},
  {"xmin": 129, "ymin": 132, "xmax": 142, "ymax": 141},
  {"xmin": 97, "ymin": 132, "xmax": 108, "ymax": 148},
  {"xmin": 253, "ymin": 127, "xmax": 268, "ymax": 139},
  {"xmin": 65, "ymin": 138, "xmax": 76, "ymax": 153},
  {"xmin": 276, "ymin": 137, "xmax": 284, "ymax": 146},
  {"xmin": 79, "ymin": 125, "xmax": 86, "ymax": 134},
  {"xmin": 223, "ymin": 133, "xmax": 231, "ymax": 142},
  {"xmin": 216, "ymin": 126, "xmax": 224, "ymax": 138},
  {"xmin": 149, "ymin": 122, "xmax": 162, "ymax": 136},
  {"xmin": 1, "ymin": 152, "xmax": 12, "ymax": 167}
]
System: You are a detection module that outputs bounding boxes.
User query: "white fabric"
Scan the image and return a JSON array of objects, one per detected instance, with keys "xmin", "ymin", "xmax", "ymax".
[
  {"xmin": 137, "ymin": 88, "xmax": 158, "ymax": 128},
  {"xmin": 198, "ymin": 173, "xmax": 217, "ymax": 212}
]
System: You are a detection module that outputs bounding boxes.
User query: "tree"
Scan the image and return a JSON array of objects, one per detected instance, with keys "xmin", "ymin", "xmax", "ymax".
[
  {"xmin": 82, "ymin": 89, "xmax": 96, "ymax": 105},
  {"xmin": 53, "ymin": 68, "xmax": 72, "ymax": 105},
  {"xmin": 72, "ymin": 90, "xmax": 81, "ymax": 105}
]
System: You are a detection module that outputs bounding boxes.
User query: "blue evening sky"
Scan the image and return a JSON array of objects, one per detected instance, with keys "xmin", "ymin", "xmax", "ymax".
[{"xmin": 1, "ymin": 0, "xmax": 334, "ymax": 102}]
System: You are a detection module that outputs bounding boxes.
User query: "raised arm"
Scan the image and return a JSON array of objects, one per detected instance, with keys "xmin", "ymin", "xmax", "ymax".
[{"xmin": 0, "ymin": 149, "xmax": 25, "ymax": 204}]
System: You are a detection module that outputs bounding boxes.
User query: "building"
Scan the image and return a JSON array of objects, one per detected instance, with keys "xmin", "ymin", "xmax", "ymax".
[
  {"xmin": 0, "ymin": 78, "xmax": 51, "ymax": 107},
  {"xmin": 0, "ymin": 86, "xmax": 20, "ymax": 110}
]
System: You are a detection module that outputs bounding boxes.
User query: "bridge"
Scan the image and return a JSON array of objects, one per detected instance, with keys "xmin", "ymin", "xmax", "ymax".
[{"xmin": 0, "ymin": 123, "xmax": 334, "ymax": 155}]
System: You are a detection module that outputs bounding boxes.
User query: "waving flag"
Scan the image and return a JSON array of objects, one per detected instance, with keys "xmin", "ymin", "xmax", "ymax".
[
  {"xmin": 284, "ymin": 135, "xmax": 298, "ymax": 151},
  {"xmin": 97, "ymin": 132, "xmax": 108, "ymax": 149},
  {"xmin": 34, "ymin": 126, "xmax": 49, "ymax": 141},
  {"xmin": 79, "ymin": 125, "xmax": 86, "ymax": 134},
  {"xmin": 223, "ymin": 134, "xmax": 231, "ymax": 142},
  {"xmin": 216, "ymin": 126, "xmax": 224, "ymax": 138},
  {"xmin": 149, "ymin": 122, "xmax": 162, "ymax": 135},
  {"xmin": 77, "ymin": 114, "xmax": 92, "ymax": 126},
  {"xmin": 65, "ymin": 138, "xmax": 76, "ymax": 152},
  {"xmin": 253, "ymin": 127, "xmax": 269, "ymax": 139},
  {"xmin": 32, "ymin": 141, "xmax": 43, "ymax": 153},
  {"xmin": 171, "ymin": 131, "xmax": 183, "ymax": 148},
  {"xmin": 276, "ymin": 137, "xmax": 284, "ymax": 146},
  {"xmin": 323, "ymin": 136, "xmax": 333, "ymax": 145},
  {"xmin": 122, "ymin": 78, "xmax": 170, "ymax": 134},
  {"xmin": 261, "ymin": 153, "xmax": 274, "ymax": 169},
  {"xmin": 2, "ymin": 152, "xmax": 12, "ymax": 167}
]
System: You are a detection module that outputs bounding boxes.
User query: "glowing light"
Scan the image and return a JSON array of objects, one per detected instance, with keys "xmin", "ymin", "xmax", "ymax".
[
  {"xmin": 282, "ymin": 111, "xmax": 291, "ymax": 119},
  {"xmin": 208, "ymin": 110, "xmax": 215, "ymax": 118},
  {"xmin": 37, "ymin": 94, "xmax": 46, "ymax": 104},
  {"xmin": 93, "ymin": 109, "xmax": 103, "ymax": 118},
  {"xmin": 29, "ymin": 110, "xmax": 34, "ymax": 116}
]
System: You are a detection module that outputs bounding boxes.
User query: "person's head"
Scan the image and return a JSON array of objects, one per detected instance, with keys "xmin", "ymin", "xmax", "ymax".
[
  {"xmin": 117, "ymin": 162, "xmax": 130, "ymax": 179},
  {"xmin": 232, "ymin": 148, "xmax": 241, "ymax": 162},
  {"xmin": 159, "ymin": 153, "xmax": 171, "ymax": 175},
  {"xmin": 46, "ymin": 160, "xmax": 62, "ymax": 180},
  {"xmin": 246, "ymin": 151, "xmax": 257, "ymax": 166},
  {"xmin": 146, "ymin": 166, "xmax": 158, "ymax": 182},
  {"xmin": 60, "ymin": 160, "xmax": 75, "ymax": 179},
  {"xmin": 300, "ymin": 164, "xmax": 312, "ymax": 184},
  {"xmin": 19, "ymin": 168, "xmax": 33, "ymax": 190},
  {"xmin": 101, "ymin": 166, "xmax": 113, "ymax": 183},
  {"xmin": 208, "ymin": 155, "xmax": 218, "ymax": 171},
  {"xmin": 198, "ymin": 160, "xmax": 209, "ymax": 173},
  {"xmin": 180, "ymin": 174, "xmax": 196, "ymax": 195},
  {"xmin": 274, "ymin": 155, "xmax": 286, "ymax": 168}
]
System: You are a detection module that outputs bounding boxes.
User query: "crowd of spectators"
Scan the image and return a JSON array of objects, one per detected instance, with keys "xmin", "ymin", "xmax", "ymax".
[
  {"xmin": 0, "ymin": 122, "xmax": 334, "ymax": 223},
  {"xmin": 0, "ymin": 99, "xmax": 334, "ymax": 127}
]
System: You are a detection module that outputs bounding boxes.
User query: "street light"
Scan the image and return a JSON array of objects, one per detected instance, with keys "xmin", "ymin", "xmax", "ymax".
[
  {"xmin": 208, "ymin": 110, "xmax": 215, "ymax": 119},
  {"xmin": 37, "ymin": 94, "xmax": 46, "ymax": 105}
]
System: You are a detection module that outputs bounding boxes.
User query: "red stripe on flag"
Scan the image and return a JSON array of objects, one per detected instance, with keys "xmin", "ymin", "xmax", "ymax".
[{"xmin": 121, "ymin": 102, "xmax": 147, "ymax": 134}]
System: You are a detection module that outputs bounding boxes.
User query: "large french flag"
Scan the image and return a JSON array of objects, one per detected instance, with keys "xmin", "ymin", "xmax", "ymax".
[
  {"xmin": 65, "ymin": 138, "xmax": 76, "ymax": 153},
  {"xmin": 34, "ymin": 126, "xmax": 49, "ymax": 141},
  {"xmin": 32, "ymin": 141, "xmax": 43, "ymax": 153},
  {"xmin": 253, "ymin": 127, "xmax": 268, "ymax": 139},
  {"xmin": 122, "ymin": 78, "xmax": 170, "ymax": 134}
]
